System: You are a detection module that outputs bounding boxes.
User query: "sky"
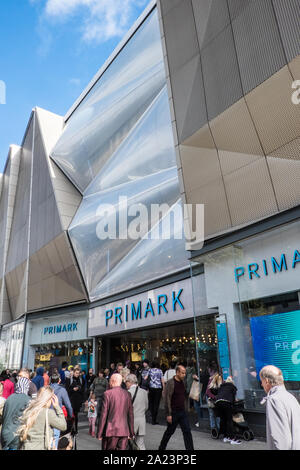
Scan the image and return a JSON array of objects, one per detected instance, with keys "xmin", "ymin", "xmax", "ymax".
[{"xmin": 0, "ymin": 0, "xmax": 149, "ymax": 172}]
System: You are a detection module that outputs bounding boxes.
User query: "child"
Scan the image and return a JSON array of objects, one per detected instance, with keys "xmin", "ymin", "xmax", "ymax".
[{"xmin": 88, "ymin": 393, "xmax": 97, "ymax": 437}]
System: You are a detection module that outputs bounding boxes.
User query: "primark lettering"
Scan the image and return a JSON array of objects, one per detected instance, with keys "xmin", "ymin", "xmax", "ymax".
[
  {"xmin": 43, "ymin": 322, "xmax": 78, "ymax": 335},
  {"xmin": 234, "ymin": 250, "xmax": 300, "ymax": 283},
  {"xmin": 105, "ymin": 289, "xmax": 184, "ymax": 327}
]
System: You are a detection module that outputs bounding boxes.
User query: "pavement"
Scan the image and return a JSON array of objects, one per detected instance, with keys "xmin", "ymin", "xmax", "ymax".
[{"xmin": 75, "ymin": 413, "xmax": 267, "ymax": 451}]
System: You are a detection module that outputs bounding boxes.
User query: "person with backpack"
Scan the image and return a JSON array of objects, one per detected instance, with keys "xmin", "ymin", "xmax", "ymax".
[
  {"xmin": 126, "ymin": 374, "xmax": 148, "ymax": 450},
  {"xmin": 66, "ymin": 367, "xmax": 84, "ymax": 433},
  {"xmin": 89, "ymin": 369, "xmax": 108, "ymax": 435}
]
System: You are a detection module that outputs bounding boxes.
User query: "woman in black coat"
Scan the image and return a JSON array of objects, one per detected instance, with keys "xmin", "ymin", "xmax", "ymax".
[
  {"xmin": 66, "ymin": 368, "xmax": 85, "ymax": 432},
  {"xmin": 214, "ymin": 377, "xmax": 241, "ymax": 445}
]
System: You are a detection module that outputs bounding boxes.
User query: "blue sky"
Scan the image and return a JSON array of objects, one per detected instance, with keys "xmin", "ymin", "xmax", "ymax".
[{"xmin": 0, "ymin": 0, "xmax": 149, "ymax": 172}]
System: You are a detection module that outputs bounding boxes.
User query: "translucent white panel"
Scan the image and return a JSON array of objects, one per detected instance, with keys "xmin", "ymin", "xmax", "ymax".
[
  {"xmin": 85, "ymin": 87, "xmax": 176, "ymax": 195},
  {"xmin": 89, "ymin": 200, "xmax": 188, "ymax": 301},
  {"xmin": 51, "ymin": 10, "xmax": 165, "ymax": 192},
  {"xmin": 69, "ymin": 168, "xmax": 180, "ymax": 295}
]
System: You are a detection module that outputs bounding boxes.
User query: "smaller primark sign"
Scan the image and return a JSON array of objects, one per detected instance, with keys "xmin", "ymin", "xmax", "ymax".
[{"xmin": 43, "ymin": 323, "xmax": 78, "ymax": 335}]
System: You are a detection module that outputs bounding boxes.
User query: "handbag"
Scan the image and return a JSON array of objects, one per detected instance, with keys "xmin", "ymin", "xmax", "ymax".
[
  {"xmin": 45, "ymin": 408, "xmax": 56, "ymax": 450},
  {"xmin": 207, "ymin": 398, "xmax": 215, "ymax": 408},
  {"xmin": 128, "ymin": 438, "xmax": 140, "ymax": 451},
  {"xmin": 189, "ymin": 380, "xmax": 202, "ymax": 401}
]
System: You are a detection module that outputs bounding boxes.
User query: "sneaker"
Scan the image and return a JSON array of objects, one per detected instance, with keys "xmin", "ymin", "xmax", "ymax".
[
  {"xmin": 195, "ymin": 422, "xmax": 199, "ymax": 427},
  {"xmin": 223, "ymin": 437, "xmax": 231, "ymax": 443},
  {"xmin": 230, "ymin": 439, "xmax": 242, "ymax": 445}
]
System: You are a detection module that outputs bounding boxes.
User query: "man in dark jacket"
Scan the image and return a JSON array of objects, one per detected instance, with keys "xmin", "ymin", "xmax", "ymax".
[
  {"xmin": 89, "ymin": 370, "xmax": 108, "ymax": 434},
  {"xmin": 159, "ymin": 365, "xmax": 194, "ymax": 450},
  {"xmin": 1, "ymin": 377, "xmax": 31, "ymax": 450},
  {"xmin": 66, "ymin": 368, "xmax": 84, "ymax": 433},
  {"xmin": 97, "ymin": 373, "xmax": 134, "ymax": 450},
  {"xmin": 32, "ymin": 366, "xmax": 44, "ymax": 391}
]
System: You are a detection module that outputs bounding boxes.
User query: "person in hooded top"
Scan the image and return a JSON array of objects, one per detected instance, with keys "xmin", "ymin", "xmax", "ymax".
[
  {"xmin": 0, "ymin": 370, "xmax": 15, "ymax": 399},
  {"xmin": 1, "ymin": 377, "xmax": 31, "ymax": 450},
  {"xmin": 32, "ymin": 367, "xmax": 45, "ymax": 391}
]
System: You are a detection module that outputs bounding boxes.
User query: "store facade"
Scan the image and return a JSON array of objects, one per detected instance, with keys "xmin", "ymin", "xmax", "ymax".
[
  {"xmin": 190, "ymin": 219, "xmax": 300, "ymax": 413},
  {"xmin": 89, "ymin": 274, "xmax": 219, "ymax": 372},
  {"xmin": 22, "ymin": 309, "xmax": 93, "ymax": 373}
]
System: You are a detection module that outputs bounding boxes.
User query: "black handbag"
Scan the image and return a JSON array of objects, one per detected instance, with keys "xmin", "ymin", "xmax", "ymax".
[{"xmin": 128, "ymin": 438, "xmax": 140, "ymax": 451}]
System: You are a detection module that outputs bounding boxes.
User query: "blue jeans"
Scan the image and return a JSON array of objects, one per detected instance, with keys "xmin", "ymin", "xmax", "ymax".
[
  {"xmin": 193, "ymin": 399, "xmax": 203, "ymax": 422},
  {"xmin": 208, "ymin": 407, "xmax": 220, "ymax": 430},
  {"xmin": 53, "ymin": 428, "xmax": 61, "ymax": 448}
]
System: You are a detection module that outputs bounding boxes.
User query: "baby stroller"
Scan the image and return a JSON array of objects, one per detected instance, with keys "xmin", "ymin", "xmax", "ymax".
[{"xmin": 211, "ymin": 400, "xmax": 254, "ymax": 441}]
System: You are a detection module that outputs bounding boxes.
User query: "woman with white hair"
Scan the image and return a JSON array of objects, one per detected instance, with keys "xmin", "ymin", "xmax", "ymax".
[
  {"xmin": 125, "ymin": 374, "xmax": 148, "ymax": 450},
  {"xmin": 18, "ymin": 386, "xmax": 67, "ymax": 450}
]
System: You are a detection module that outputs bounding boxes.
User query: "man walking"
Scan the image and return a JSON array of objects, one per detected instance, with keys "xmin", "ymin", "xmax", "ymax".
[
  {"xmin": 126, "ymin": 374, "xmax": 148, "ymax": 450},
  {"xmin": 97, "ymin": 373, "xmax": 134, "ymax": 450},
  {"xmin": 260, "ymin": 365, "xmax": 300, "ymax": 450},
  {"xmin": 50, "ymin": 373, "xmax": 73, "ymax": 447},
  {"xmin": 159, "ymin": 364, "xmax": 194, "ymax": 450}
]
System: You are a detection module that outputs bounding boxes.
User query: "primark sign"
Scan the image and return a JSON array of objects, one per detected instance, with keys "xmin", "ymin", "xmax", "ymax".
[{"xmin": 88, "ymin": 277, "xmax": 204, "ymax": 336}]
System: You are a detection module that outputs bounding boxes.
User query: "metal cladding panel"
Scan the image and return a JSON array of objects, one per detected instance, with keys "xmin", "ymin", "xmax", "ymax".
[
  {"xmin": 29, "ymin": 119, "xmax": 62, "ymax": 256},
  {"xmin": 160, "ymin": 0, "xmax": 182, "ymax": 16},
  {"xmin": 51, "ymin": 10, "xmax": 166, "ymax": 193},
  {"xmin": 231, "ymin": 0, "xmax": 286, "ymax": 94},
  {"xmin": 245, "ymin": 66, "xmax": 300, "ymax": 155},
  {"xmin": 170, "ymin": 54, "xmax": 207, "ymax": 143},
  {"xmin": 222, "ymin": 156, "xmax": 278, "ymax": 226},
  {"xmin": 201, "ymin": 25, "xmax": 243, "ymax": 121},
  {"xmin": 227, "ymin": 0, "xmax": 253, "ymax": 20},
  {"xmin": 267, "ymin": 138, "xmax": 300, "ymax": 211},
  {"xmin": 192, "ymin": 0, "xmax": 230, "ymax": 49},
  {"xmin": 162, "ymin": 0, "xmax": 199, "ymax": 74},
  {"xmin": 6, "ymin": 120, "xmax": 33, "ymax": 274},
  {"xmin": 5, "ymin": 261, "xmax": 27, "ymax": 320},
  {"xmin": 27, "ymin": 232, "xmax": 86, "ymax": 312},
  {"xmin": 272, "ymin": 0, "xmax": 300, "ymax": 62}
]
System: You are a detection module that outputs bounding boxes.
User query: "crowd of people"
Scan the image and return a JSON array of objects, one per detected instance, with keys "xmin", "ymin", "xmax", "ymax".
[{"xmin": 0, "ymin": 360, "xmax": 300, "ymax": 450}]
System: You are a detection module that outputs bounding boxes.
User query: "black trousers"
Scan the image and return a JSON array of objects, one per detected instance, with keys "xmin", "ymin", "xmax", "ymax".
[
  {"xmin": 215, "ymin": 401, "xmax": 234, "ymax": 439},
  {"xmin": 159, "ymin": 410, "xmax": 194, "ymax": 450},
  {"xmin": 148, "ymin": 387, "xmax": 162, "ymax": 423}
]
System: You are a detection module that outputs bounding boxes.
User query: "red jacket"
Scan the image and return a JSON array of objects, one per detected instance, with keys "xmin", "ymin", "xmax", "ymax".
[
  {"xmin": 2, "ymin": 379, "xmax": 14, "ymax": 399},
  {"xmin": 98, "ymin": 386, "xmax": 134, "ymax": 438}
]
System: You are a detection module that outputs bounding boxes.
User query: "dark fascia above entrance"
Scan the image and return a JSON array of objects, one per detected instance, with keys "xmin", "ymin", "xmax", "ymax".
[{"xmin": 189, "ymin": 206, "xmax": 300, "ymax": 261}]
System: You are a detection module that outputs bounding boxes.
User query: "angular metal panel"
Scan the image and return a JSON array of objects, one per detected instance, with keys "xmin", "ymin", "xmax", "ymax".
[
  {"xmin": 192, "ymin": 0, "xmax": 230, "ymax": 49},
  {"xmin": 245, "ymin": 66, "xmax": 300, "ymax": 155},
  {"xmin": 231, "ymin": 0, "xmax": 286, "ymax": 94},
  {"xmin": 5, "ymin": 261, "xmax": 27, "ymax": 320},
  {"xmin": 170, "ymin": 54, "xmax": 207, "ymax": 144},
  {"xmin": 162, "ymin": 0, "xmax": 199, "ymax": 74},
  {"xmin": 267, "ymin": 137, "xmax": 300, "ymax": 211},
  {"xmin": 27, "ymin": 232, "xmax": 86, "ymax": 312},
  {"xmin": 29, "ymin": 118, "xmax": 62, "ymax": 256},
  {"xmin": 273, "ymin": 0, "xmax": 300, "ymax": 62},
  {"xmin": 223, "ymin": 156, "xmax": 278, "ymax": 226},
  {"xmin": 51, "ymin": 10, "xmax": 166, "ymax": 192},
  {"xmin": 6, "ymin": 120, "xmax": 33, "ymax": 274},
  {"xmin": 201, "ymin": 25, "xmax": 243, "ymax": 121}
]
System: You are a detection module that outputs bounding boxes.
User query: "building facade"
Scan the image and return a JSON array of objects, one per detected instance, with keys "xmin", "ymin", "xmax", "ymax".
[{"xmin": 0, "ymin": 0, "xmax": 299, "ymax": 428}]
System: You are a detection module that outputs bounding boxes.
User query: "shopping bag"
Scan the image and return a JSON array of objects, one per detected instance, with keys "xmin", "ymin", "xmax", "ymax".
[{"xmin": 189, "ymin": 380, "xmax": 202, "ymax": 401}]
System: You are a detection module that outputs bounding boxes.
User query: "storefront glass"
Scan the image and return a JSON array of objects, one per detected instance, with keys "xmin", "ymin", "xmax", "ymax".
[
  {"xmin": 0, "ymin": 321, "xmax": 24, "ymax": 370},
  {"xmin": 191, "ymin": 219, "xmax": 300, "ymax": 412},
  {"xmin": 34, "ymin": 340, "xmax": 93, "ymax": 373}
]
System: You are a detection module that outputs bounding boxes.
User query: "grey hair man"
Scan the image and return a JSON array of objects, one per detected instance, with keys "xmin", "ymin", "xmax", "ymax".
[
  {"xmin": 125, "ymin": 374, "xmax": 148, "ymax": 450},
  {"xmin": 260, "ymin": 365, "xmax": 300, "ymax": 450}
]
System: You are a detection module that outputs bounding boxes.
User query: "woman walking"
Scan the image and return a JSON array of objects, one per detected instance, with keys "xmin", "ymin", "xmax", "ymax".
[{"xmin": 18, "ymin": 386, "xmax": 67, "ymax": 450}]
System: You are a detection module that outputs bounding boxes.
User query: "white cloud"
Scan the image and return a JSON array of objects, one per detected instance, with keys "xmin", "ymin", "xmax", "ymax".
[{"xmin": 39, "ymin": 0, "xmax": 149, "ymax": 43}]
